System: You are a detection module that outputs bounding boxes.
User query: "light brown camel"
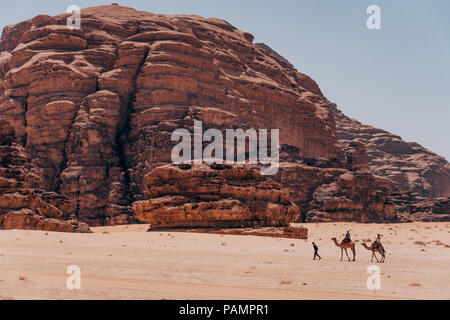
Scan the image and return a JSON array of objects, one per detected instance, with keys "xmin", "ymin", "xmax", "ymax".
[
  {"xmin": 331, "ymin": 237, "xmax": 356, "ymax": 262},
  {"xmin": 362, "ymin": 242, "xmax": 386, "ymax": 263}
]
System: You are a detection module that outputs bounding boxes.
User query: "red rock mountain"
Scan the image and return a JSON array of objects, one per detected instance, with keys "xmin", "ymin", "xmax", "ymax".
[
  {"xmin": 330, "ymin": 105, "xmax": 450, "ymax": 199},
  {"xmin": 0, "ymin": 5, "xmax": 448, "ymax": 229},
  {"xmin": 0, "ymin": 120, "xmax": 90, "ymax": 232}
]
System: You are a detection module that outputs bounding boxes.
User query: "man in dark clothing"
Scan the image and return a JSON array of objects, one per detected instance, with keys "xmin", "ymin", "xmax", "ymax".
[
  {"xmin": 312, "ymin": 242, "xmax": 321, "ymax": 260},
  {"xmin": 344, "ymin": 231, "xmax": 351, "ymax": 242}
]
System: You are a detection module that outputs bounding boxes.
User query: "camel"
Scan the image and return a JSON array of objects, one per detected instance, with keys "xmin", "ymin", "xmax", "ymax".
[
  {"xmin": 331, "ymin": 237, "xmax": 356, "ymax": 262},
  {"xmin": 362, "ymin": 242, "xmax": 386, "ymax": 263}
]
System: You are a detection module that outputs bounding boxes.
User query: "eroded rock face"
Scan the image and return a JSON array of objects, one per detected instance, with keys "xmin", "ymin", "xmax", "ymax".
[
  {"xmin": 0, "ymin": 120, "xmax": 90, "ymax": 232},
  {"xmin": 274, "ymin": 163, "xmax": 396, "ymax": 223},
  {"xmin": 393, "ymin": 194, "xmax": 450, "ymax": 222},
  {"xmin": 330, "ymin": 104, "xmax": 450, "ymax": 199},
  {"xmin": 0, "ymin": 5, "xmax": 345, "ymax": 226},
  {"xmin": 133, "ymin": 164, "xmax": 300, "ymax": 228},
  {"xmin": 328, "ymin": 105, "xmax": 450, "ymax": 221},
  {"xmin": 306, "ymin": 172, "xmax": 395, "ymax": 223},
  {"xmin": 0, "ymin": 5, "xmax": 446, "ymax": 226}
]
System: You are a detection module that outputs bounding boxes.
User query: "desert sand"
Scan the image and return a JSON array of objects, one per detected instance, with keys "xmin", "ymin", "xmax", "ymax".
[{"xmin": 0, "ymin": 222, "xmax": 449, "ymax": 300}]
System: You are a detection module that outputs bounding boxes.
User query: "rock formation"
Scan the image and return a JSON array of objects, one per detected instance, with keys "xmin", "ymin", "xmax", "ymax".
[
  {"xmin": 0, "ymin": 5, "xmax": 447, "ymax": 228},
  {"xmin": 330, "ymin": 105, "xmax": 450, "ymax": 199},
  {"xmin": 329, "ymin": 105, "xmax": 450, "ymax": 221},
  {"xmin": 0, "ymin": 120, "xmax": 90, "ymax": 232},
  {"xmin": 133, "ymin": 164, "xmax": 300, "ymax": 229},
  {"xmin": 274, "ymin": 162, "xmax": 396, "ymax": 223},
  {"xmin": 182, "ymin": 225, "xmax": 309, "ymax": 240}
]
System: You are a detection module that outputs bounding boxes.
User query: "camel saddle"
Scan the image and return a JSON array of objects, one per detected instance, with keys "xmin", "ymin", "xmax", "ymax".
[{"xmin": 372, "ymin": 242, "xmax": 382, "ymax": 249}]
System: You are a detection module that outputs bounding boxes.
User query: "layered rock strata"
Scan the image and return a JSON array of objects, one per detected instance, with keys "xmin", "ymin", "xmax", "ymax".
[
  {"xmin": 0, "ymin": 5, "xmax": 447, "ymax": 227},
  {"xmin": 133, "ymin": 164, "xmax": 300, "ymax": 228},
  {"xmin": 0, "ymin": 120, "xmax": 90, "ymax": 232}
]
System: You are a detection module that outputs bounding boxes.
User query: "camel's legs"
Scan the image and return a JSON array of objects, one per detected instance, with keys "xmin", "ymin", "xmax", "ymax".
[
  {"xmin": 340, "ymin": 248, "xmax": 343, "ymax": 261},
  {"xmin": 373, "ymin": 252, "xmax": 379, "ymax": 263},
  {"xmin": 344, "ymin": 248, "xmax": 351, "ymax": 261}
]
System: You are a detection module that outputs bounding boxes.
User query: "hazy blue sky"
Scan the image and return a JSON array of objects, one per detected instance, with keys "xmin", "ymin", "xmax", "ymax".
[{"xmin": 1, "ymin": 0, "xmax": 449, "ymax": 160}]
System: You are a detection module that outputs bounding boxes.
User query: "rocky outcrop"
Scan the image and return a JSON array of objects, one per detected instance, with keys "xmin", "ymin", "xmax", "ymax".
[
  {"xmin": 0, "ymin": 5, "xmax": 446, "ymax": 226},
  {"xmin": 0, "ymin": 209, "xmax": 90, "ymax": 232},
  {"xmin": 392, "ymin": 193, "xmax": 450, "ymax": 222},
  {"xmin": 133, "ymin": 164, "xmax": 300, "ymax": 228},
  {"xmin": 306, "ymin": 172, "xmax": 395, "ymax": 222},
  {"xmin": 274, "ymin": 162, "xmax": 396, "ymax": 223},
  {"xmin": 0, "ymin": 120, "xmax": 90, "ymax": 232},
  {"xmin": 330, "ymin": 104, "xmax": 450, "ymax": 199},
  {"xmin": 0, "ymin": 5, "xmax": 346, "ymax": 226},
  {"xmin": 182, "ymin": 225, "xmax": 308, "ymax": 239},
  {"xmin": 327, "ymin": 105, "xmax": 450, "ymax": 221}
]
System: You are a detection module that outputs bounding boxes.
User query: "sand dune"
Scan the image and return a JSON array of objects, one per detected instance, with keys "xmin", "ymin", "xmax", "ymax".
[{"xmin": 0, "ymin": 222, "xmax": 449, "ymax": 300}]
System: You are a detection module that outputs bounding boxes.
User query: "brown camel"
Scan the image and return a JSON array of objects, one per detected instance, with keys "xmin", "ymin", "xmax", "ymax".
[
  {"xmin": 331, "ymin": 237, "xmax": 356, "ymax": 262},
  {"xmin": 362, "ymin": 242, "xmax": 386, "ymax": 263}
]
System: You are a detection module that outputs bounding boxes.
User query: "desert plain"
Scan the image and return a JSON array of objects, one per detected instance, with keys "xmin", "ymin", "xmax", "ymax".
[{"xmin": 0, "ymin": 222, "xmax": 449, "ymax": 300}]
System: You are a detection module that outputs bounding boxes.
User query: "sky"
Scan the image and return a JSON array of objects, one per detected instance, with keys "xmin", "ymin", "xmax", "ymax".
[{"xmin": 1, "ymin": 0, "xmax": 449, "ymax": 160}]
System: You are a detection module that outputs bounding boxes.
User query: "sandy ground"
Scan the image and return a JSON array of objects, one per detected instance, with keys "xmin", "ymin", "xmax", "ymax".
[{"xmin": 0, "ymin": 222, "xmax": 449, "ymax": 300}]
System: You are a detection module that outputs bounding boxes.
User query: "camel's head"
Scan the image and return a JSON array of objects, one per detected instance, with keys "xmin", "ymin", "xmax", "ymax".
[{"xmin": 331, "ymin": 237, "xmax": 337, "ymax": 241}]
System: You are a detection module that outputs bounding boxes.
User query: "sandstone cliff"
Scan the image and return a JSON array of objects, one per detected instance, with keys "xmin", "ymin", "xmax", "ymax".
[
  {"xmin": 329, "ymin": 105, "xmax": 449, "ymax": 221},
  {"xmin": 0, "ymin": 5, "xmax": 447, "ymax": 228},
  {"xmin": 133, "ymin": 164, "xmax": 300, "ymax": 229},
  {"xmin": 330, "ymin": 104, "xmax": 450, "ymax": 199},
  {"xmin": 0, "ymin": 120, "xmax": 90, "ymax": 232}
]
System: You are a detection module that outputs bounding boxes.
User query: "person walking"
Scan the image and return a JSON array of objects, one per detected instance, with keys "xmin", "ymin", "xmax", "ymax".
[{"xmin": 312, "ymin": 242, "xmax": 321, "ymax": 260}]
